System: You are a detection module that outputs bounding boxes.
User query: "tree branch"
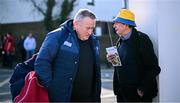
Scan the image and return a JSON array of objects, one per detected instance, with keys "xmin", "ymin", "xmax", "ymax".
[{"xmin": 31, "ymin": 0, "xmax": 46, "ymax": 16}]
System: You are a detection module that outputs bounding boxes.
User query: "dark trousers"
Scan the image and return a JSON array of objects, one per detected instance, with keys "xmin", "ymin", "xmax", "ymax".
[
  {"xmin": 2, "ymin": 52, "xmax": 13, "ymax": 67},
  {"xmin": 116, "ymin": 86, "xmax": 152, "ymax": 102},
  {"xmin": 26, "ymin": 50, "xmax": 34, "ymax": 60},
  {"xmin": 20, "ymin": 49, "xmax": 26, "ymax": 62}
]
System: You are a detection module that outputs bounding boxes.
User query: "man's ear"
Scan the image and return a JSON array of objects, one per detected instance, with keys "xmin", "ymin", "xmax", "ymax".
[{"xmin": 73, "ymin": 20, "xmax": 78, "ymax": 30}]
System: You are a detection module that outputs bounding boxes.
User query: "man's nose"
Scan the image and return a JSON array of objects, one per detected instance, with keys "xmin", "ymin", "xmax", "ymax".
[
  {"xmin": 88, "ymin": 29, "xmax": 93, "ymax": 35},
  {"xmin": 113, "ymin": 24, "xmax": 116, "ymax": 28}
]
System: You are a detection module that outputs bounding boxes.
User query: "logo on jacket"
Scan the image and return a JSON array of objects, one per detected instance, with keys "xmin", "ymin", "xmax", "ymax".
[{"xmin": 63, "ymin": 41, "xmax": 72, "ymax": 47}]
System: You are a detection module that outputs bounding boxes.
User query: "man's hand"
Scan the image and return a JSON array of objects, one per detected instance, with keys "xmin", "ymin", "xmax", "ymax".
[{"xmin": 106, "ymin": 54, "xmax": 116, "ymax": 63}]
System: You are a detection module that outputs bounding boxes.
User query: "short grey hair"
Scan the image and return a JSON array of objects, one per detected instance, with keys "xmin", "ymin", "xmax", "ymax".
[{"xmin": 74, "ymin": 9, "xmax": 96, "ymax": 21}]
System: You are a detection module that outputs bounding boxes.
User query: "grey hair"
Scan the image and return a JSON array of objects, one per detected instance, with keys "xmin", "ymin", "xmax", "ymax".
[{"xmin": 74, "ymin": 9, "xmax": 96, "ymax": 21}]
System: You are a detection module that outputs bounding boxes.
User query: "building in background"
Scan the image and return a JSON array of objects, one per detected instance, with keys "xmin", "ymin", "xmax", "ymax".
[
  {"xmin": 0, "ymin": 0, "xmax": 124, "ymax": 35},
  {"xmin": 0, "ymin": 0, "xmax": 124, "ymax": 63}
]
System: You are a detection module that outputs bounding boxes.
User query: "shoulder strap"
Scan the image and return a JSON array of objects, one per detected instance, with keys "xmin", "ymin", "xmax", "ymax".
[{"xmin": 116, "ymin": 37, "xmax": 121, "ymax": 48}]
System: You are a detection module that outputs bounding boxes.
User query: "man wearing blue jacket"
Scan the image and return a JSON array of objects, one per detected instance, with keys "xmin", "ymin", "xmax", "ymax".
[{"xmin": 35, "ymin": 9, "xmax": 101, "ymax": 102}]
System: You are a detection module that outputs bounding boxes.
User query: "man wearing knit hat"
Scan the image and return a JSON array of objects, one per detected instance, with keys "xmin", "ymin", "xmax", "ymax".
[{"xmin": 106, "ymin": 9, "xmax": 161, "ymax": 102}]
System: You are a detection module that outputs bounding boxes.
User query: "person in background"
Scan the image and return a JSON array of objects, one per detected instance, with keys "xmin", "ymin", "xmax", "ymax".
[
  {"xmin": 0, "ymin": 35, "xmax": 3, "ymax": 59},
  {"xmin": 23, "ymin": 33, "xmax": 36, "ymax": 60},
  {"xmin": 106, "ymin": 9, "xmax": 161, "ymax": 102},
  {"xmin": 17, "ymin": 35, "xmax": 26, "ymax": 62},
  {"xmin": 1, "ymin": 34, "xmax": 7, "ymax": 66},
  {"xmin": 35, "ymin": 9, "xmax": 101, "ymax": 102},
  {"xmin": 3, "ymin": 32, "xmax": 15, "ymax": 67}
]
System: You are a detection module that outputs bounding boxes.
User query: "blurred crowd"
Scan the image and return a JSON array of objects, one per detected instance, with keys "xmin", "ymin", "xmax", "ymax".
[{"xmin": 0, "ymin": 32, "xmax": 36, "ymax": 67}]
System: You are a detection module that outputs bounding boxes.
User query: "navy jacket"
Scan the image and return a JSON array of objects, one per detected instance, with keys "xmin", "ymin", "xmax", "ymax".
[{"xmin": 35, "ymin": 20, "xmax": 101, "ymax": 102}]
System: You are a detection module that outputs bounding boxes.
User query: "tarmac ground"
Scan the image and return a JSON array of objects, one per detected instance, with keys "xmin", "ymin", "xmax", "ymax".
[{"xmin": 0, "ymin": 64, "xmax": 116, "ymax": 102}]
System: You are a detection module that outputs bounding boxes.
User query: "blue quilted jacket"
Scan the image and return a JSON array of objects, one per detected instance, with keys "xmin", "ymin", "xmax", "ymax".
[{"xmin": 35, "ymin": 20, "xmax": 101, "ymax": 102}]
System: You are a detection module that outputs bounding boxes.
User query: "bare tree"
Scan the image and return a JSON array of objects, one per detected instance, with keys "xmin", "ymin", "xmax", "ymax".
[
  {"xmin": 25, "ymin": 0, "xmax": 76, "ymax": 32},
  {"xmin": 56, "ymin": 0, "xmax": 76, "ymax": 25}
]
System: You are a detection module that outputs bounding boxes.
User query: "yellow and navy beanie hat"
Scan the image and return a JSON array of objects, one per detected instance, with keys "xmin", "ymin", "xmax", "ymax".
[{"xmin": 113, "ymin": 9, "xmax": 136, "ymax": 27}]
